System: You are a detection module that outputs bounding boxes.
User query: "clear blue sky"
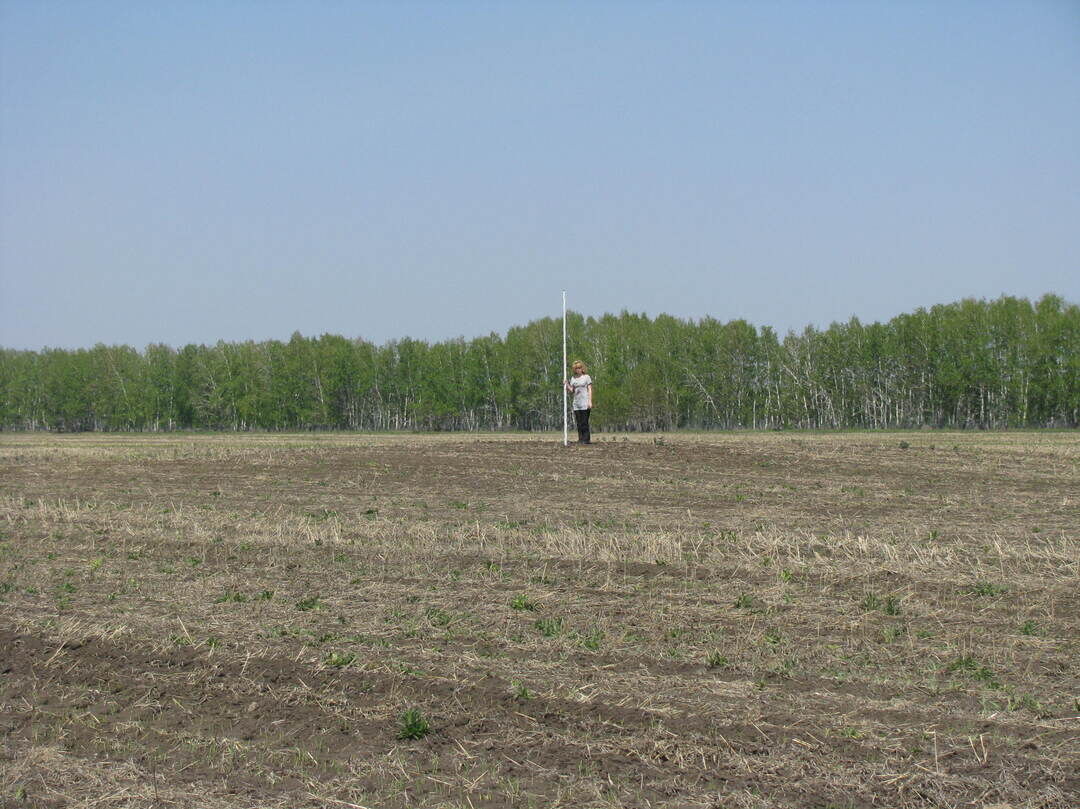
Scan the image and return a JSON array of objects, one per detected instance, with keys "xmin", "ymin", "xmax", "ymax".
[{"xmin": 2, "ymin": 0, "xmax": 1078, "ymax": 350}]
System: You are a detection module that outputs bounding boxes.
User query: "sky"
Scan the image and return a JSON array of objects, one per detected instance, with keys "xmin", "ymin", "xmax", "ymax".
[{"xmin": 1, "ymin": 0, "xmax": 1078, "ymax": 350}]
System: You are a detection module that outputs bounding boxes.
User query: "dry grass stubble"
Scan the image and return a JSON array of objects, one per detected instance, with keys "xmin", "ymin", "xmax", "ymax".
[{"xmin": 1, "ymin": 431, "xmax": 1077, "ymax": 808}]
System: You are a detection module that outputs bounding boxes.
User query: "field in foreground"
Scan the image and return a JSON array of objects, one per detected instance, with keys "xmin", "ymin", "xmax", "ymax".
[{"xmin": 0, "ymin": 431, "xmax": 1077, "ymax": 809}]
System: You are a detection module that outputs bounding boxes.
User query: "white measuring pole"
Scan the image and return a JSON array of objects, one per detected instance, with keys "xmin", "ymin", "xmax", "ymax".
[{"xmin": 562, "ymin": 291, "xmax": 568, "ymax": 447}]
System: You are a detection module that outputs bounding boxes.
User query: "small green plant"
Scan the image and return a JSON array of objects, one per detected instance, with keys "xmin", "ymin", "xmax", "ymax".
[
  {"xmin": 705, "ymin": 650, "xmax": 730, "ymax": 669},
  {"xmin": 578, "ymin": 627, "xmax": 603, "ymax": 651},
  {"xmin": 425, "ymin": 607, "xmax": 453, "ymax": 627},
  {"xmin": 1006, "ymin": 693, "xmax": 1047, "ymax": 716},
  {"xmin": 964, "ymin": 581, "xmax": 1007, "ymax": 597},
  {"xmin": 763, "ymin": 630, "xmax": 782, "ymax": 646},
  {"xmin": 254, "ymin": 589, "xmax": 274, "ymax": 601},
  {"xmin": 512, "ymin": 681, "xmax": 534, "ymax": 700},
  {"xmin": 398, "ymin": 708, "xmax": 431, "ymax": 740},
  {"xmin": 510, "ymin": 594, "xmax": 537, "ymax": 611},
  {"xmin": 1019, "ymin": 619, "xmax": 1040, "ymax": 636},
  {"xmin": 296, "ymin": 596, "xmax": 323, "ymax": 611},
  {"xmin": 883, "ymin": 596, "xmax": 902, "ymax": 616},
  {"xmin": 214, "ymin": 591, "xmax": 247, "ymax": 604},
  {"xmin": 946, "ymin": 656, "xmax": 999, "ymax": 687},
  {"xmin": 325, "ymin": 651, "xmax": 356, "ymax": 668},
  {"xmin": 778, "ymin": 568, "xmax": 794, "ymax": 583},
  {"xmin": 882, "ymin": 624, "xmax": 906, "ymax": 643},
  {"xmin": 733, "ymin": 593, "xmax": 754, "ymax": 609},
  {"xmin": 534, "ymin": 617, "xmax": 564, "ymax": 637}
]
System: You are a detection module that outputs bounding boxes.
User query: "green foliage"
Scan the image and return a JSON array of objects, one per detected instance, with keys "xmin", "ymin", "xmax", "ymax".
[
  {"xmin": 214, "ymin": 591, "xmax": 247, "ymax": 604},
  {"xmin": 964, "ymin": 582, "xmax": 1008, "ymax": 597},
  {"xmin": 509, "ymin": 594, "xmax": 537, "ymax": 611},
  {"xmin": 1019, "ymin": 619, "xmax": 1040, "ymax": 636},
  {"xmin": 733, "ymin": 593, "xmax": 754, "ymax": 609},
  {"xmin": 705, "ymin": 650, "xmax": 730, "ymax": 669},
  {"xmin": 425, "ymin": 607, "xmax": 453, "ymax": 627},
  {"xmin": 1, "ymin": 294, "xmax": 1077, "ymax": 431},
  {"xmin": 533, "ymin": 617, "xmax": 564, "ymax": 637},
  {"xmin": 325, "ymin": 651, "xmax": 356, "ymax": 668},
  {"xmin": 947, "ymin": 656, "xmax": 999, "ymax": 688},
  {"xmin": 397, "ymin": 708, "xmax": 431, "ymax": 740}
]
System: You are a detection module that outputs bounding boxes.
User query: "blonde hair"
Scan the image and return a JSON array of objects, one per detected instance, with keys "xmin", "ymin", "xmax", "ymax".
[{"xmin": 571, "ymin": 360, "xmax": 588, "ymax": 374}]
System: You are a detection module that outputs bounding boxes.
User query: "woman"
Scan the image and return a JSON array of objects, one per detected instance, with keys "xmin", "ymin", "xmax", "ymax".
[{"xmin": 565, "ymin": 360, "xmax": 593, "ymax": 445}]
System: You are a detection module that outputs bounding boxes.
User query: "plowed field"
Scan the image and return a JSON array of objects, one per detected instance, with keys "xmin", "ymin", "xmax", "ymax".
[{"xmin": 1, "ymin": 432, "xmax": 1077, "ymax": 808}]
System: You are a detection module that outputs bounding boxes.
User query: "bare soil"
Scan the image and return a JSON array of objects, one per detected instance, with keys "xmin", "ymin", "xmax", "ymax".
[{"xmin": 0, "ymin": 431, "xmax": 1077, "ymax": 808}]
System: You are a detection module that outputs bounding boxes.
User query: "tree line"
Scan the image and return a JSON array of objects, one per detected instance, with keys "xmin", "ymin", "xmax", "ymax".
[{"xmin": 1, "ymin": 294, "xmax": 1077, "ymax": 432}]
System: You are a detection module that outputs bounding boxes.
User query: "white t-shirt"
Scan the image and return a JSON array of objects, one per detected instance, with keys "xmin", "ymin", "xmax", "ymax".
[{"xmin": 569, "ymin": 374, "xmax": 592, "ymax": 410}]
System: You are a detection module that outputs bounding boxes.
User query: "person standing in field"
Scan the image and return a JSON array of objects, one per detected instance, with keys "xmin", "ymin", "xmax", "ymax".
[{"xmin": 565, "ymin": 360, "xmax": 593, "ymax": 445}]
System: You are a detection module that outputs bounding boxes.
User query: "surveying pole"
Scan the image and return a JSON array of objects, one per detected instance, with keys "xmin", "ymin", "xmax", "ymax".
[{"xmin": 562, "ymin": 291, "xmax": 568, "ymax": 447}]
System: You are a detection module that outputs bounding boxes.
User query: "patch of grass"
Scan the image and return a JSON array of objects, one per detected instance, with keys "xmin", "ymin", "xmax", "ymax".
[
  {"xmin": 1006, "ymin": 693, "xmax": 1049, "ymax": 717},
  {"xmin": 964, "ymin": 581, "xmax": 1008, "ymax": 597},
  {"xmin": 214, "ymin": 591, "xmax": 247, "ymax": 604},
  {"xmin": 705, "ymin": 650, "xmax": 730, "ymax": 669},
  {"xmin": 577, "ymin": 627, "xmax": 604, "ymax": 651},
  {"xmin": 509, "ymin": 594, "xmax": 537, "ymax": 611},
  {"xmin": 397, "ymin": 708, "xmax": 431, "ymax": 740},
  {"xmin": 296, "ymin": 595, "xmax": 323, "ymax": 611},
  {"xmin": 533, "ymin": 617, "xmax": 564, "ymax": 638},
  {"xmin": 946, "ymin": 656, "xmax": 999, "ymax": 688},
  {"xmin": 861, "ymin": 592, "xmax": 902, "ymax": 615},
  {"xmin": 1019, "ymin": 619, "xmax": 1040, "ymax": 636},
  {"xmin": 325, "ymin": 651, "xmax": 357, "ymax": 668},
  {"xmin": 881, "ymin": 624, "xmax": 907, "ymax": 643},
  {"xmin": 733, "ymin": 593, "xmax": 754, "ymax": 610},
  {"xmin": 425, "ymin": 607, "xmax": 453, "ymax": 627}
]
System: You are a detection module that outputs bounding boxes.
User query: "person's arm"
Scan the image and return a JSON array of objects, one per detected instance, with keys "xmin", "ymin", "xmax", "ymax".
[{"xmin": 586, "ymin": 382, "xmax": 593, "ymax": 409}]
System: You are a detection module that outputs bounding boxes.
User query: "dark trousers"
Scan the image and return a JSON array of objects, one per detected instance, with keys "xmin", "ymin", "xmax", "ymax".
[{"xmin": 574, "ymin": 408, "xmax": 591, "ymax": 444}]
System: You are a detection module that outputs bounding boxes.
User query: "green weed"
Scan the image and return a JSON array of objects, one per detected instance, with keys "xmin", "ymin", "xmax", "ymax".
[
  {"xmin": 964, "ymin": 581, "xmax": 1008, "ymax": 597},
  {"xmin": 296, "ymin": 596, "xmax": 323, "ymax": 611},
  {"xmin": 510, "ymin": 594, "xmax": 537, "ymax": 611},
  {"xmin": 214, "ymin": 591, "xmax": 247, "ymax": 604},
  {"xmin": 705, "ymin": 650, "xmax": 730, "ymax": 669},
  {"xmin": 733, "ymin": 593, "xmax": 754, "ymax": 609},
  {"xmin": 578, "ymin": 627, "xmax": 604, "ymax": 651},
  {"xmin": 397, "ymin": 709, "xmax": 431, "ymax": 740},
  {"xmin": 534, "ymin": 617, "xmax": 564, "ymax": 637},
  {"xmin": 325, "ymin": 651, "xmax": 357, "ymax": 668},
  {"xmin": 425, "ymin": 607, "xmax": 453, "ymax": 627}
]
